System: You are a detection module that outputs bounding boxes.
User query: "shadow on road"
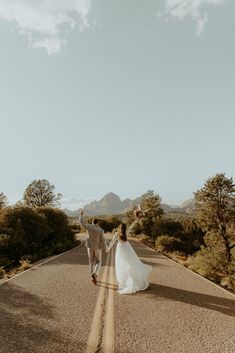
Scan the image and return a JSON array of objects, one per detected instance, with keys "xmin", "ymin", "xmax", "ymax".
[
  {"xmin": 43, "ymin": 242, "xmax": 115, "ymax": 268},
  {"xmin": 142, "ymin": 283, "xmax": 235, "ymax": 318},
  {"xmin": 142, "ymin": 259, "xmax": 168, "ymax": 267},
  {"xmin": 0, "ymin": 283, "xmax": 85, "ymax": 353}
]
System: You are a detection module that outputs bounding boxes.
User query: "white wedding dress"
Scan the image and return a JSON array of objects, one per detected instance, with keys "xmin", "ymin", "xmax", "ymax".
[{"xmin": 108, "ymin": 232, "xmax": 152, "ymax": 294}]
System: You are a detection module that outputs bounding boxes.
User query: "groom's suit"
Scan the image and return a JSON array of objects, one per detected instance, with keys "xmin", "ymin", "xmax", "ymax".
[{"xmin": 79, "ymin": 215, "xmax": 106, "ymax": 276}]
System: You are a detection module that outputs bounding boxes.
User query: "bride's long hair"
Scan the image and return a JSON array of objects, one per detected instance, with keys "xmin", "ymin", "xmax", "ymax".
[{"xmin": 118, "ymin": 223, "xmax": 127, "ymax": 241}]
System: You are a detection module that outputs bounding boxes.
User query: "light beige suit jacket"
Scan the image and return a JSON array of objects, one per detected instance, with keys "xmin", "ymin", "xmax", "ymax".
[{"xmin": 79, "ymin": 215, "xmax": 106, "ymax": 250}]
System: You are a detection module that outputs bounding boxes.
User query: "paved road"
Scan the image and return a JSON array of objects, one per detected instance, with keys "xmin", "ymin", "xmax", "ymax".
[{"xmin": 0, "ymin": 235, "xmax": 235, "ymax": 353}]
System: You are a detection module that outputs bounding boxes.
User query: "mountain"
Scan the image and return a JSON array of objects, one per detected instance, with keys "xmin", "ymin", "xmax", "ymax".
[
  {"xmin": 84, "ymin": 192, "xmax": 133, "ymax": 215},
  {"xmin": 63, "ymin": 192, "xmax": 195, "ymax": 217},
  {"xmin": 180, "ymin": 199, "xmax": 195, "ymax": 213},
  {"xmin": 161, "ymin": 203, "xmax": 176, "ymax": 213}
]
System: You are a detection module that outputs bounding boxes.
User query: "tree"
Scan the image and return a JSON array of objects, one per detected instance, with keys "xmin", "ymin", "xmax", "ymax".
[
  {"xmin": 194, "ymin": 173, "xmax": 235, "ymax": 262},
  {"xmin": 137, "ymin": 190, "xmax": 163, "ymax": 239},
  {"xmin": 23, "ymin": 179, "xmax": 62, "ymax": 208},
  {"xmin": 35, "ymin": 207, "xmax": 75, "ymax": 253},
  {"xmin": 0, "ymin": 192, "xmax": 8, "ymax": 210},
  {"xmin": 0, "ymin": 205, "xmax": 76, "ymax": 266}
]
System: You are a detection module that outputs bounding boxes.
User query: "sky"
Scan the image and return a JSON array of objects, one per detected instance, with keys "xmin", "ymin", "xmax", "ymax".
[{"xmin": 0, "ymin": 0, "xmax": 235, "ymax": 208}]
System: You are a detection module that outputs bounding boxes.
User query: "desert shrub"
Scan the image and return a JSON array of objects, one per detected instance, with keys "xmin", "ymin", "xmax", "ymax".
[
  {"xmin": 0, "ymin": 206, "xmax": 76, "ymax": 267},
  {"xmin": 35, "ymin": 207, "xmax": 76, "ymax": 254},
  {"xmin": 97, "ymin": 216, "xmax": 121, "ymax": 232},
  {"xmin": 0, "ymin": 234, "xmax": 13, "ymax": 266},
  {"xmin": 0, "ymin": 206, "xmax": 48, "ymax": 257},
  {"xmin": 0, "ymin": 233, "xmax": 17, "ymax": 267},
  {"xmin": 69, "ymin": 219, "xmax": 83, "ymax": 234},
  {"xmin": 155, "ymin": 235, "xmax": 186, "ymax": 253},
  {"xmin": 187, "ymin": 229, "xmax": 235, "ymax": 291},
  {"xmin": 140, "ymin": 213, "xmax": 204, "ymax": 255},
  {"xmin": 0, "ymin": 267, "xmax": 5, "ymax": 278},
  {"xmin": 155, "ymin": 218, "xmax": 184, "ymax": 237},
  {"xmin": 84, "ymin": 215, "xmax": 121, "ymax": 233},
  {"xmin": 127, "ymin": 211, "xmax": 205, "ymax": 254},
  {"xmin": 187, "ymin": 245, "xmax": 229, "ymax": 280}
]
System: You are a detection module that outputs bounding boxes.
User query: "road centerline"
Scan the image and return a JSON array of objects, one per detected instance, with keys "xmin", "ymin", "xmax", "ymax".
[
  {"xmin": 102, "ymin": 247, "xmax": 115, "ymax": 353},
  {"xmin": 85, "ymin": 251, "xmax": 111, "ymax": 353}
]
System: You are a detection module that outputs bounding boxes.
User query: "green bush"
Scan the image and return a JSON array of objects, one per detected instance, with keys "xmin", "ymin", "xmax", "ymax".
[
  {"xmin": 84, "ymin": 215, "xmax": 121, "ymax": 233},
  {"xmin": 155, "ymin": 235, "xmax": 186, "ymax": 253},
  {"xmin": 69, "ymin": 219, "xmax": 83, "ymax": 234},
  {"xmin": 0, "ymin": 206, "xmax": 76, "ymax": 267},
  {"xmin": 36, "ymin": 207, "xmax": 75, "ymax": 254},
  {"xmin": 0, "ymin": 267, "xmax": 5, "ymax": 278},
  {"xmin": 0, "ymin": 206, "xmax": 48, "ymax": 257},
  {"xmin": 0, "ymin": 234, "xmax": 12, "ymax": 264},
  {"xmin": 187, "ymin": 245, "xmax": 229, "ymax": 280},
  {"xmin": 155, "ymin": 218, "xmax": 184, "ymax": 237}
]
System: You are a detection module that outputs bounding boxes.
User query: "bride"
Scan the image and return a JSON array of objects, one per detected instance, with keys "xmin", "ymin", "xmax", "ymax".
[{"xmin": 106, "ymin": 219, "xmax": 152, "ymax": 295}]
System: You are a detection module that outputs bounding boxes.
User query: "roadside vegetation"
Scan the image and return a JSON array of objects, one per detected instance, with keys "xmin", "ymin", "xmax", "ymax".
[
  {"xmin": 0, "ymin": 180, "xmax": 77, "ymax": 279},
  {"xmin": 126, "ymin": 175, "xmax": 235, "ymax": 292},
  {"xmin": 1, "ymin": 174, "xmax": 234, "ymax": 292},
  {"xmin": 81, "ymin": 215, "xmax": 121, "ymax": 233}
]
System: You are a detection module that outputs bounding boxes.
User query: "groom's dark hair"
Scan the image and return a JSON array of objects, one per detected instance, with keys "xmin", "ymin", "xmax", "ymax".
[{"xmin": 92, "ymin": 218, "xmax": 98, "ymax": 225}]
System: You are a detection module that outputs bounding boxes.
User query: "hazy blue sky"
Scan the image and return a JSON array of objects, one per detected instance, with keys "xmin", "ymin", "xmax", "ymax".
[{"xmin": 0, "ymin": 0, "xmax": 234, "ymax": 207}]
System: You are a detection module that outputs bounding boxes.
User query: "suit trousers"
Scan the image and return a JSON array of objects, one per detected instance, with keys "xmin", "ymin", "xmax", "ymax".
[{"xmin": 87, "ymin": 248, "xmax": 102, "ymax": 276}]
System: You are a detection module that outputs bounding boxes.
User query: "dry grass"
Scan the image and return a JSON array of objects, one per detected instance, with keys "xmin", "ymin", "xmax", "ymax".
[{"xmin": 18, "ymin": 259, "xmax": 31, "ymax": 272}]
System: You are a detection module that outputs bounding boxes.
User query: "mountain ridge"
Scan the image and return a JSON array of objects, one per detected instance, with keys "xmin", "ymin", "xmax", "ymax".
[{"xmin": 63, "ymin": 192, "xmax": 194, "ymax": 217}]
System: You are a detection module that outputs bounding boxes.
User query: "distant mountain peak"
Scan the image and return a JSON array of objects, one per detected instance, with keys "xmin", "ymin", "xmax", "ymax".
[
  {"xmin": 63, "ymin": 192, "xmax": 195, "ymax": 217},
  {"xmin": 100, "ymin": 192, "xmax": 121, "ymax": 201}
]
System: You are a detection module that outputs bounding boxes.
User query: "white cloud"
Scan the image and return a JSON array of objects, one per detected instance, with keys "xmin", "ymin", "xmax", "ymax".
[
  {"xmin": 0, "ymin": 0, "xmax": 92, "ymax": 54},
  {"xmin": 158, "ymin": 0, "xmax": 225, "ymax": 35}
]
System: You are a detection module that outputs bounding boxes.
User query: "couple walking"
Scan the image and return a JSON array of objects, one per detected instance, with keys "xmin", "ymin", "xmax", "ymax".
[{"xmin": 79, "ymin": 210, "xmax": 152, "ymax": 295}]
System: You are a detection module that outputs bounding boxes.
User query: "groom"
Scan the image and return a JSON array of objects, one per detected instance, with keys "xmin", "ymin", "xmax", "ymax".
[{"xmin": 79, "ymin": 210, "xmax": 107, "ymax": 285}]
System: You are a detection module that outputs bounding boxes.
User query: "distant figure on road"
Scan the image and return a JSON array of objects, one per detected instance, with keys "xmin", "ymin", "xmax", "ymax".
[
  {"xmin": 106, "ymin": 210, "xmax": 152, "ymax": 294},
  {"xmin": 79, "ymin": 210, "xmax": 107, "ymax": 285}
]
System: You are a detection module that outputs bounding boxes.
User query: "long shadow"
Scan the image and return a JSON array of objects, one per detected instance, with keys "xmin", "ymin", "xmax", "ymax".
[
  {"xmin": 43, "ymin": 242, "xmax": 116, "ymax": 268},
  {"xmin": 34, "ymin": 239, "xmax": 161, "ymax": 269},
  {"xmin": 142, "ymin": 260, "xmax": 168, "ymax": 267},
  {"xmin": 0, "ymin": 283, "xmax": 85, "ymax": 353},
  {"xmin": 137, "ymin": 282, "xmax": 235, "ymax": 318}
]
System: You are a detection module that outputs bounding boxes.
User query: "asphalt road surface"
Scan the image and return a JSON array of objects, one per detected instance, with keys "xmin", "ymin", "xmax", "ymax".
[{"xmin": 0, "ymin": 234, "xmax": 235, "ymax": 353}]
